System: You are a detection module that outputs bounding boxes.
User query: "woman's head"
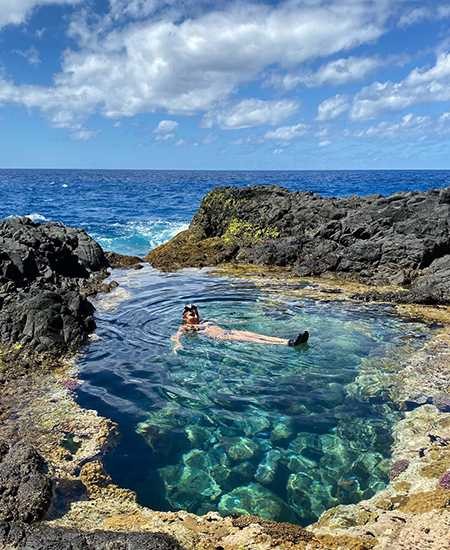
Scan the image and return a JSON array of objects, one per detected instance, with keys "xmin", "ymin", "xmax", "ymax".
[{"xmin": 182, "ymin": 304, "xmax": 200, "ymax": 324}]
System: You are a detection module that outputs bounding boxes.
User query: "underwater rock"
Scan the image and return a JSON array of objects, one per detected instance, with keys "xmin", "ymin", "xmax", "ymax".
[
  {"xmin": 146, "ymin": 185, "xmax": 450, "ymax": 305},
  {"xmin": 285, "ymin": 452, "xmax": 318, "ymax": 474},
  {"xmin": 219, "ymin": 482, "xmax": 292, "ymax": 521},
  {"xmin": 137, "ymin": 405, "xmax": 191, "ymax": 460},
  {"xmin": 270, "ymin": 418, "xmax": 294, "ymax": 443},
  {"xmin": 225, "ymin": 437, "xmax": 259, "ymax": 462},
  {"xmin": 229, "ymin": 460, "xmax": 257, "ymax": 486},
  {"xmin": 0, "ymin": 441, "xmax": 52, "ymax": 523},
  {"xmin": 185, "ymin": 425, "xmax": 214, "ymax": 449},
  {"xmin": 255, "ymin": 449, "xmax": 282, "ymax": 485},
  {"xmin": 159, "ymin": 450, "xmax": 222, "ymax": 512},
  {"xmin": 242, "ymin": 414, "xmax": 271, "ymax": 437}
]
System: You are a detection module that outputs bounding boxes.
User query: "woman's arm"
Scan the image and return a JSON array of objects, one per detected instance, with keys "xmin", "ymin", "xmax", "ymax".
[{"xmin": 171, "ymin": 326, "xmax": 184, "ymax": 352}]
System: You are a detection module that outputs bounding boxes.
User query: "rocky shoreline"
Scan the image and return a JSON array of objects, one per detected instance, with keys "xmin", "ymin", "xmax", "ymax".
[
  {"xmin": 148, "ymin": 185, "xmax": 450, "ymax": 305},
  {"xmin": 1, "ymin": 188, "xmax": 450, "ymax": 550}
]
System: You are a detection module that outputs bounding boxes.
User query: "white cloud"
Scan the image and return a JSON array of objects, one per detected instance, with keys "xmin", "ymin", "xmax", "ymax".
[
  {"xmin": 0, "ymin": 0, "xmax": 80, "ymax": 29},
  {"xmin": 351, "ymin": 52, "xmax": 450, "ymax": 120},
  {"xmin": 398, "ymin": 5, "xmax": 450, "ymax": 28},
  {"xmin": 264, "ymin": 123, "xmax": 307, "ymax": 141},
  {"xmin": 153, "ymin": 119, "xmax": 178, "ymax": 141},
  {"xmin": 271, "ymin": 56, "xmax": 381, "ymax": 90},
  {"xmin": 317, "ymin": 94, "xmax": 349, "ymax": 121},
  {"xmin": 319, "ymin": 139, "xmax": 331, "ymax": 147},
  {"xmin": 72, "ymin": 128, "xmax": 96, "ymax": 141},
  {"xmin": 0, "ymin": 0, "xmax": 391, "ymax": 133},
  {"xmin": 13, "ymin": 46, "xmax": 41, "ymax": 65},
  {"xmin": 204, "ymin": 99, "xmax": 299, "ymax": 130},
  {"xmin": 357, "ymin": 113, "xmax": 431, "ymax": 138}
]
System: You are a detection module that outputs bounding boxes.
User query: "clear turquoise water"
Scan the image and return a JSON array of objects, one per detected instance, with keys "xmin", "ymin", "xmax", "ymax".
[{"xmin": 77, "ymin": 266, "xmax": 430, "ymax": 525}]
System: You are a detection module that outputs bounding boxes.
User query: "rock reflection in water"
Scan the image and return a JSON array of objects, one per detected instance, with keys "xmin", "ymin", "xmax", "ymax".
[{"xmin": 77, "ymin": 266, "xmax": 430, "ymax": 525}]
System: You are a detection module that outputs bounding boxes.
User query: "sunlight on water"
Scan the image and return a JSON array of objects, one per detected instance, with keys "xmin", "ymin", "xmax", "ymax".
[{"xmin": 77, "ymin": 266, "xmax": 430, "ymax": 524}]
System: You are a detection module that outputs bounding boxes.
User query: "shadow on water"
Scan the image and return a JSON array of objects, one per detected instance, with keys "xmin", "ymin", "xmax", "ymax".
[{"xmin": 76, "ymin": 266, "xmax": 431, "ymax": 525}]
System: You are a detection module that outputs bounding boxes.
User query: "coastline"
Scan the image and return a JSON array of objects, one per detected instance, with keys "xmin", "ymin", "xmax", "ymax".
[
  {"xmin": 2, "ymin": 268, "xmax": 449, "ymax": 549},
  {"xmin": 2, "ymin": 182, "xmax": 450, "ymax": 549}
]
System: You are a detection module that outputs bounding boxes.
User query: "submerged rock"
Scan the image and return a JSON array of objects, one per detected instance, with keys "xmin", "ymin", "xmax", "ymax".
[
  {"xmin": 147, "ymin": 185, "xmax": 450, "ymax": 305},
  {"xmin": 255, "ymin": 449, "xmax": 282, "ymax": 485},
  {"xmin": 219, "ymin": 482, "xmax": 292, "ymax": 522},
  {"xmin": 225, "ymin": 436, "xmax": 260, "ymax": 462}
]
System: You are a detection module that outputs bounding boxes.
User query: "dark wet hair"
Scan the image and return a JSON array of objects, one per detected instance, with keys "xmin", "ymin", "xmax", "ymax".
[{"xmin": 183, "ymin": 304, "xmax": 199, "ymax": 317}]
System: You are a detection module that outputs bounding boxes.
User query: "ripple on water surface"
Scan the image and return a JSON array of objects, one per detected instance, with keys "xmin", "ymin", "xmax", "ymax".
[{"xmin": 76, "ymin": 266, "xmax": 430, "ymax": 525}]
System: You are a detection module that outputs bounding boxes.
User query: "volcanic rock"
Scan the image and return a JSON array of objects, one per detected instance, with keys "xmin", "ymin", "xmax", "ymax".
[
  {"xmin": 0, "ymin": 441, "xmax": 52, "ymax": 523},
  {"xmin": 0, "ymin": 217, "xmax": 109, "ymax": 355},
  {"xmin": 147, "ymin": 185, "xmax": 450, "ymax": 304}
]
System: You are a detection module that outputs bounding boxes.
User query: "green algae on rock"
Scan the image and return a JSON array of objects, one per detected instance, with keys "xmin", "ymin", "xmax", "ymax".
[{"xmin": 146, "ymin": 185, "xmax": 450, "ymax": 305}]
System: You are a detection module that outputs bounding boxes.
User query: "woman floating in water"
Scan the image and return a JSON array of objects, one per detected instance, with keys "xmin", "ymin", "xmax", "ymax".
[{"xmin": 171, "ymin": 304, "xmax": 309, "ymax": 352}]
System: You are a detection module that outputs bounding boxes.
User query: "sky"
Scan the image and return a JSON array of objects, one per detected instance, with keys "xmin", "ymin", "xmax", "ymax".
[{"xmin": 0, "ymin": 0, "xmax": 450, "ymax": 169}]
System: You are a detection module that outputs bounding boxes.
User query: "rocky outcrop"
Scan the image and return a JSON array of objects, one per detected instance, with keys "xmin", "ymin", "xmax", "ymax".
[
  {"xmin": 0, "ymin": 523, "xmax": 184, "ymax": 550},
  {"xmin": 0, "ymin": 217, "xmax": 109, "ymax": 355},
  {"xmin": 147, "ymin": 186, "xmax": 450, "ymax": 304},
  {"xmin": 0, "ymin": 441, "xmax": 52, "ymax": 524},
  {"xmin": 0, "ymin": 439, "xmax": 183, "ymax": 550}
]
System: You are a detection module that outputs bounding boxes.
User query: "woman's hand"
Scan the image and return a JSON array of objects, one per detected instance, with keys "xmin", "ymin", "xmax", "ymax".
[{"xmin": 171, "ymin": 332, "xmax": 183, "ymax": 353}]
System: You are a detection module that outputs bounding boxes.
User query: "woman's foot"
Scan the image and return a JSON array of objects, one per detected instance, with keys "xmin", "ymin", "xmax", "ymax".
[{"xmin": 288, "ymin": 331, "xmax": 309, "ymax": 347}]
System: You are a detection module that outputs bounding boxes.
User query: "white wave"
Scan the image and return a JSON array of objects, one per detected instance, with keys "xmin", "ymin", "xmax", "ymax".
[
  {"xmin": 62, "ymin": 184, "xmax": 69, "ymax": 188},
  {"xmin": 95, "ymin": 219, "xmax": 189, "ymax": 256},
  {"xmin": 25, "ymin": 213, "xmax": 48, "ymax": 222}
]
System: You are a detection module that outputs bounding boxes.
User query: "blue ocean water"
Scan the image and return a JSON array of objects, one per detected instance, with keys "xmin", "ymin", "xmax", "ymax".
[
  {"xmin": 0, "ymin": 169, "xmax": 441, "ymax": 523},
  {"xmin": 1, "ymin": 169, "xmax": 449, "ymax": 256}
]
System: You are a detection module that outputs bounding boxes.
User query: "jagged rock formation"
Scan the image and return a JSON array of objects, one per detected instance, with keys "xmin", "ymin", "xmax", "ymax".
[
  {"xmin": 0, "ymin": 442, "xmax": 52, "ymax": 524},
  {"xmin": 0, "ymin": 217, "xmax": 109, "ymax": 354},
  {"xmin": 0, "ymin": 440, "xmax": 183, "ymax": 550},
  {"xmin": 147, "ymin": 185, "xmax": 450, "ymax": 304}
]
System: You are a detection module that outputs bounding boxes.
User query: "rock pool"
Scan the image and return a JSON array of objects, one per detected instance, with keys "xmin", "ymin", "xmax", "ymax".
[{"xmin": 76, "ymin": 266, "xmax": 431, "ymax": 525}]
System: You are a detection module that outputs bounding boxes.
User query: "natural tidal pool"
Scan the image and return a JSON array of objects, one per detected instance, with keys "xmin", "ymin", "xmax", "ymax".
[{"xmin": 76, "ymin": 266, "xmax": 431, "ymax": 525}]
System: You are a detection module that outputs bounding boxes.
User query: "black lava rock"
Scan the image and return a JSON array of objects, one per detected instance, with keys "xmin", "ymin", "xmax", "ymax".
[
  {"xmin": 0, "ymin": 522, "xmax": 185, "ymax": 550},
  {"xmin": 0, "ymin": 441, "xmax": 52, "ymax": 523},
  {"xmin": 148, "ymin": 186, "xmax": 450, "ymax": 305},
  {"xmin": 0, "ymin": 217, "xmax": 109, "ymax": 355}
]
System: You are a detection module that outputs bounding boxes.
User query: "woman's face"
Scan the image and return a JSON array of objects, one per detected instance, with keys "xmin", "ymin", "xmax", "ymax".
[{"xmin": 183, "ymin": 309, "xmax": 199, "ymax": 324}]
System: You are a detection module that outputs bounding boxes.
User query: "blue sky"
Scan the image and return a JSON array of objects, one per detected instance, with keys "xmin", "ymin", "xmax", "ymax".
[{"xmin": 1, "ymin": 0, "xmax": 450, "ymax": 169}]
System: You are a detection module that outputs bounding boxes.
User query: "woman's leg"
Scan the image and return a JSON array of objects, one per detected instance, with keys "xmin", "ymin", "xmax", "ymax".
[{"xmin": 224, "ymin": 329, "xmax": 288, "ymax": 345}]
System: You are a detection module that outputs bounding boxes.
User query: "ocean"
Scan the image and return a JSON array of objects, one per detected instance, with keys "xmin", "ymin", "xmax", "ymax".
[{"xmin": 1, "ymin": 169, "xmax": 449, "ymax": 257}]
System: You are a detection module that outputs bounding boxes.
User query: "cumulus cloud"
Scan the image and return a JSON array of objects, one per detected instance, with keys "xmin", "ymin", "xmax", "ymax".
[
  {"xmin": 317, "ymin": 94, "xmax": 350, "ymax": 121},
  {"xmin": 154, "ymin": 119, "xmax": 179, "ymax": 140},
  {"xmin": 204, "ymin": 99, "xmax": 299, "ymax": 130},
  {"xmin": 0, "ymin": 0, "xmax": 391, "ymax": 133},
  {"xmin": 264, "ymin": 123, "xmax": 307, "ymax": 141},
  {"xmin": 0, "ymin": 0, "xmax": 80, "ymax": 29},
  {"xmin": 351, "ymin": 52, "xmax": 450, "ymax": 120}
]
